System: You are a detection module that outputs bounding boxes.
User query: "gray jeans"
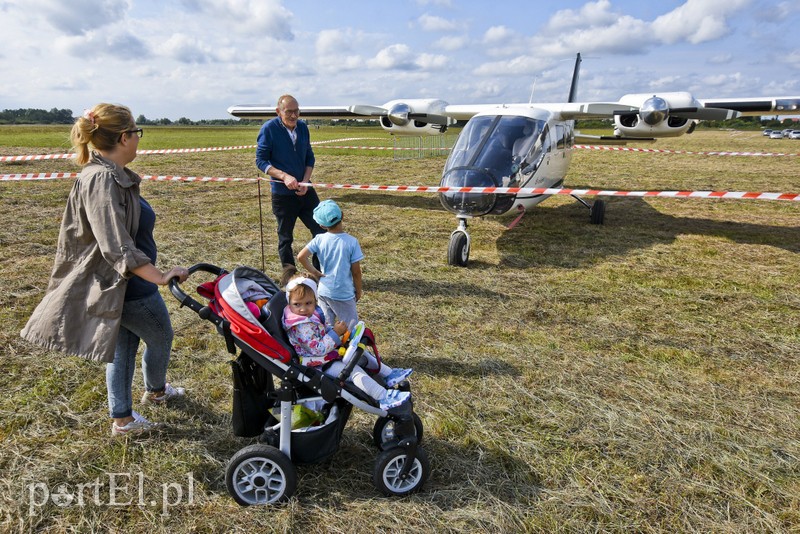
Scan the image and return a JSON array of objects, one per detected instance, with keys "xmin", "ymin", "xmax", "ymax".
[
  {"xmin": 318, "ymin": 296, "xmax": 358, "ymax": 331},
  {"xmin": 106, "ymin": 291, "xmax": 174, "ymax": 418}
]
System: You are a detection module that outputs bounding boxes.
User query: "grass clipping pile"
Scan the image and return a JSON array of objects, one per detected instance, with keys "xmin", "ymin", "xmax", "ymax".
[{"xmin": 0, "ymin": 127, "xmax": 798, "ymax": 532}]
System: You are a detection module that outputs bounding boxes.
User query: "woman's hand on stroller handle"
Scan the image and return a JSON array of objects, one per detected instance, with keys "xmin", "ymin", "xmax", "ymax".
[{"xmin": 168, "ymin": 263, "xmax": 227, "ymax": 314}]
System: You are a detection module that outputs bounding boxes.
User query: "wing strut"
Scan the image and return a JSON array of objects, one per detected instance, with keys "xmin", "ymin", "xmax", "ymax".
[{"xmin": 568, "ymin": 53, "xmax": 582, "ymax": 103}]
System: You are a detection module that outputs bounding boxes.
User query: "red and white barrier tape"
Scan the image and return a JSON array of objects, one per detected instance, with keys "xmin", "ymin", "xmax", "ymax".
[
  {"xmin": 0, "ymin": 137, "xmax": 393, "ymax": 162},
  {"xmin": 3, "ymin": 172, "xmax": 798, "ymax": 201},
  {"xmin": 573, "ymin": 144, "xmax": 799, "ymax": 157},
  {"xmin": 5, "ymin": 143, "xmax": 800, "ymax": 162}
]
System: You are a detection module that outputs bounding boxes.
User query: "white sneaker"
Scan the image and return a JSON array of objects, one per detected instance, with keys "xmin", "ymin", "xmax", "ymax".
[
  {"xmin": 378, "ymin": 389, "xmax": 411, "ymax": 410},
  {"xmin": 141, "ymin": 383, "xmax": 185, "ymax": 405},
  {"xmin": 111, "ymin": 411, "xmax": 160, "ymax": 436},
  {"xmin": 384, "ymin": 368, "xmax": 413, "ymax": 387}
]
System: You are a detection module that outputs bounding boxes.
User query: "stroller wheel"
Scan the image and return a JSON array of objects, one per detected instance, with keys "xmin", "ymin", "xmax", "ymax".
[
  {"xmin": 373, "ymin": 446, "xmax": 430, "ymax": 497},
  {"xmin": 373, "ymin": 413, "xmax": 424, "ymax": 451},
  {"xmin": 225, "ymin": 444, "xmax": 296, "ymax": 506}
]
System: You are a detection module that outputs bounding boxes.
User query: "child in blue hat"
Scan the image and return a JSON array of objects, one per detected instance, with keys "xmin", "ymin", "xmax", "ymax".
[
  {"xmin": 298, "ymin": 199, "xmax": 360, "ymax": 328},
  {"xmin": 297, "ymin": 200, "xmax": 412, "ymax": 386}
]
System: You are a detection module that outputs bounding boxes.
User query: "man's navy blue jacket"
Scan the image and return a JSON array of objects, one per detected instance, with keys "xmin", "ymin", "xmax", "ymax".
[{"xmin": 256, "ymin": 117, "xmax": 315, "ymax": 195}]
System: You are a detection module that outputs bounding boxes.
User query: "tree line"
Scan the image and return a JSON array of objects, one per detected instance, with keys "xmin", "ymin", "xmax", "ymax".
[
  {"xmin": 0, "ymin": 108, "xmax": 247, "ymax": 126},
  {"xmin": 0, "ymin": 108, "xmax": 75, "ymax": 124},
  {"xmin": 3, "ymin": 107, "xmax": 796, "ymax": 129}
]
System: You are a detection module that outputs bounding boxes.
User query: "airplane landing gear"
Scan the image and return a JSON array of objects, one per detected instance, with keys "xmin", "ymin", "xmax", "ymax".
[
  {"xmin": 572, "ymin": 195, "xmax": 605, "ymax": 225},
  {"xmin": 448, "ymin": 219, "xmax": 471, "ymax": 267}
]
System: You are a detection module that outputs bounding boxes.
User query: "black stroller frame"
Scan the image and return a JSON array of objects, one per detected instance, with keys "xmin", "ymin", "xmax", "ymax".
[{"xmin": 170, "ymin": 263, "xmax": 429, "ymax": 505}]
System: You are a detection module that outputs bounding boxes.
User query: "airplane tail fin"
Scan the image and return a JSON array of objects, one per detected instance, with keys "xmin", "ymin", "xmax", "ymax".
[{"xmin": 567, "ymin": 53, "xmax": 582, "ymax": 103}]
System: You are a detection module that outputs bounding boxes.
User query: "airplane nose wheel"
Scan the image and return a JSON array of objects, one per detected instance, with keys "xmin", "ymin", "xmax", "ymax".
[
  {"xmin": 448, "ymin": 219, "xmax": 471, "ymax": 267},
  {"xmin": 572, "ymin": 195, "xmax": 605, "ymax": 225},
  {"xmin": 590, "ymin": 199, "xmax": 605, "ymax": 225}
]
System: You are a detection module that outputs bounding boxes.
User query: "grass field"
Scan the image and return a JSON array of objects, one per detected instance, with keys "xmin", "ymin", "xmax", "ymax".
[{"xmin": 1, "ymin": 125, "xmax": 799, "ymax": 533}]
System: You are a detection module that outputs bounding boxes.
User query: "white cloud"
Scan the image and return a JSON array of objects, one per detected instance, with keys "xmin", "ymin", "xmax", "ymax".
[
  {"xmin": 433, "ymin": 35, "xmax": 468, "ymax": 51},
  {"xmin": 163, "ymin": 34, "xmax": 216, "ymax": 64},
  {"xmin": 784, "ymin": 51, "xmax": 800, "ymax": 70},
  {"xmin": 473, "ymin": 55, "xmax": 553, "ymax": 77},
  {"xmin": 708, "ymin": 54, "xmax": 733, "ymax": 65},
  {"xmin": 415, "ymin": 14, "xmax": 459, "ymax": 32},
  {"xmin": 651, "ymin": 0, "xmax": 750, "ymax": 44},
  {"xmin": 416, "ymin": 53, "xmax": 449, "ymax": 70},
  {"xmin": 55, "ymin": 30, "xmax": 151, "ymax": 60},
  {"xmin": 483, "ymin": 26, "xmax": 516, "ymax": 44},
  {"xmin": 648, "ymin": 75, "xmax": 685, "ymax": 91},
  {"xmin": 315, "ymin": 28, "xmax": 375, "ymax": 72},
  {"xmin": 415, "ymin": 0, "xmax": 453, "ymax": 7},
  {"xmin": 699, "ymin": 72, "xmax": 749, "ymax": 92},
  {"xmin": 26, "ymin": 0, "xmax": 130, "ymax": 35},
  {"xmin": 193, "ymin": 0, "xmax": 295, "ymax": 39},
  {"xmin": 546, "ymin": 0, "xmax": 619, "ymax": 32},
  {"xmin": 368, "ymin": 44, "xmax": 417, "ymax": 70}
]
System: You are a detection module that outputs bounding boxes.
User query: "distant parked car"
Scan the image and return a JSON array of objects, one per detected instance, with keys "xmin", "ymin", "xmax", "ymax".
[
  {"xmin": 782, "ymin": 128, "xmax": 795, "ymax": 137},
  {"xmin": 769, "ymin": 130, "xmax": 784, "ymax": 139},
  {"xmin": 763, "ymin": 129, "xmax": 773, "ymax": 136},
  {"xmin": 789, "ymin": 130, "xmax": 800, "ymax": 139}
]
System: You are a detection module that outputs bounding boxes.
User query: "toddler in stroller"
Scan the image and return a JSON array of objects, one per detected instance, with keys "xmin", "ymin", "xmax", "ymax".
[
  {"xmin": 170, "ymin": 264, "xmax": 429, "ymax": 505},
  {"xmin": 282, "ymin": 272, "xmax": 413, "ymax": 410}
]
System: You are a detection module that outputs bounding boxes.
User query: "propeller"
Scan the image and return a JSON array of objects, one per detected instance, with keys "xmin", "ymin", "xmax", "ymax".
[
  {"xmin": 614, "ymin": 95, "xmax": 740, "ymax": 126},
  {"xmin": 346, "ymin": 103, "xmax": 454, "ymax": 127}
]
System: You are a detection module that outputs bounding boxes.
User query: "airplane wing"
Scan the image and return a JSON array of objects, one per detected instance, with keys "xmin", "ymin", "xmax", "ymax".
[
  {"xmin": 697, "ymin": 97, "xmax": 800, "ymax": 116},
  {"xmin": 227, "ymin": 105, "xmax": 382, "ymax": 120}
]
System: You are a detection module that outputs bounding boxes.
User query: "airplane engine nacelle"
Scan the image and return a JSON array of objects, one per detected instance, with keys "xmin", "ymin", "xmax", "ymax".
[
  {"xmin": 613, "ymin": 91, "xmax": 699, "ymax": 138},
  {"xmin": 378, "ymin": 98, "xmax": 453, "ymax": 135}
]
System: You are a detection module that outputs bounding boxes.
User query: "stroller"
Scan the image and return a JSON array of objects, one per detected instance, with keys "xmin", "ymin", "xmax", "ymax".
[{"xmin": 169, "ymin": 264, "xmax": 429, "ymax": 505}]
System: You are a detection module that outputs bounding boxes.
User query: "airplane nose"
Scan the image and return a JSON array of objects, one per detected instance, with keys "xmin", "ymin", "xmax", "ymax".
[
  {"xmin": 439, "ymin": 168, "xmax": 498, "ymax": 217},
  {"xmin": 640, "ymin": 96, "xmax": 669, "ymax": 126},
  {"xmin": 388, "ymin": 103, "xmax": 411, "ymax": 126}
]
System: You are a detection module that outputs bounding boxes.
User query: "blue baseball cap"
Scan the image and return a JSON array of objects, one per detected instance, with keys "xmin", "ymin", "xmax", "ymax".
[{"xmin": 313, "ymin": 200, "xmax": 343, "ymax": 227}]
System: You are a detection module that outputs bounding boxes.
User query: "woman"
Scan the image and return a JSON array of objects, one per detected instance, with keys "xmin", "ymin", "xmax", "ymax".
[{"xmin": 21, "ymin": 103, "xmax": 189, "ymax": 436}]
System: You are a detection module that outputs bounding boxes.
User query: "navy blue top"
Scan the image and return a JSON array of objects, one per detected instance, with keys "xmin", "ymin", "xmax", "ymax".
[
  {"xmin": 125, "ymin": 197, "xmax": 158, "ymax": 301},
  {"xmin": 255, "ymin": 117, "xmax": 315, "ymax": 195}
]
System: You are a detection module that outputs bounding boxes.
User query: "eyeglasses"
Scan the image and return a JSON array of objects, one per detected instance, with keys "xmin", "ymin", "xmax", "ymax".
[
  {"xmin": 124, "ymin": 128, "xmax": 144, "ymax": 138},
  {"xmin": 282, "ymin": 109, "xmax": 300, "ymax": 116}
]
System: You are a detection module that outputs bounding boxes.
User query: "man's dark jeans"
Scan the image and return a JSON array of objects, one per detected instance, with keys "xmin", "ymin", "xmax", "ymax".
[{"xmin": 271, "ymin": 189, "xmax": 323, "ymax": 268}]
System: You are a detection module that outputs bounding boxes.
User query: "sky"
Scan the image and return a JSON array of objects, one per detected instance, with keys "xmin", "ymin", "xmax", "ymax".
[{"xmin": 1, "ymin": 0, "xmax": 798, "ymax": 120}]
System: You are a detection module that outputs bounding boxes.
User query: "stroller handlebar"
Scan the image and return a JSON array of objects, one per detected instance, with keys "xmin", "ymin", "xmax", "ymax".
[
  {"xmin": 337, "ymin": 321, "xmax": 366, "ymax": 382},
  {"xmin": 168, "ymin": 263, "xmax": 227, "ymax": 314}
]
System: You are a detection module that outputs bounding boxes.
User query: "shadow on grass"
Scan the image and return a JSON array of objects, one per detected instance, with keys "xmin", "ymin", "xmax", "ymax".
[
  {"xmin": 368, "ymin": 277, "xmax": 508, "ymax": 299},
  {"xmin": 326, "ymin": 192, "xmax": 446, "ymax": 211},
  {"xmin": 495, "ymin": 197, "xmax": 800, "ymax": 268},
  {"xmin": 404, "ymin": 355, "xmax": 520, "ymax": 379}
]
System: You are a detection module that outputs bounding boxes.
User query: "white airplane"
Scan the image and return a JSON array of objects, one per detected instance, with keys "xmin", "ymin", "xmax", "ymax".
[{"xmin": 228, "ymin": 54, "xmax": 800, "ymax": 267}]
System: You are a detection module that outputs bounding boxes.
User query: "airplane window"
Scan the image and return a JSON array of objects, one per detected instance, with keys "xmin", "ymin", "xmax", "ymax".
[
  {"xmin": 446, "ymin": 115, "xmax": 497, "ymax": 168},
  {"xmin": 444, "ymin": 115, "xmax": 545, "ymax": 185}
]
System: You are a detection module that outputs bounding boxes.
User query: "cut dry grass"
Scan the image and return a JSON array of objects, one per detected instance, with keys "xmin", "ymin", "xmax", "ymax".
[{"xmin": 1, "ymin": 126, "xmax": 798, "ymax": 533}]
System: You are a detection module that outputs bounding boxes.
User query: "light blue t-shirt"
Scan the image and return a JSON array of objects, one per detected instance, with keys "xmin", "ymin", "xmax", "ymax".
[{"xmin": 306, "ymin": 232, "xmax": 364, "ymax": 300}]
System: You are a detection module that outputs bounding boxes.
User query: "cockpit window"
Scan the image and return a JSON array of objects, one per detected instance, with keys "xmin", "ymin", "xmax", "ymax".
[{"xmin": 445, "ymin": 115, "xmax": 546, "ymax": 183}]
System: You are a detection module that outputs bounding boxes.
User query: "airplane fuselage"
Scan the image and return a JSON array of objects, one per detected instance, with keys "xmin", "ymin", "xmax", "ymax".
[{"xmin": 439, "ymin": 107, "xmax": 573, "ymax": 218}]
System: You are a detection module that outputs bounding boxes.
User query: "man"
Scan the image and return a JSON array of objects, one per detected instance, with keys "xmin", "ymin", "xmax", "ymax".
[{"xmin": 256, "ymin": 94, "xmax": 323, "ymax": 268}]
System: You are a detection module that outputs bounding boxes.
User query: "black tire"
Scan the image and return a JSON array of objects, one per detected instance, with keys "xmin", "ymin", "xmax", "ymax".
[
  {"xmin": 590, "ymin": 199, "xmax": 605, "ymax": 225},
  {"xmin": 448, "ymin": 232, "xmax": 469, "ymax": 266},
  {"xmin": 225, "ymin": 444, "xmax": 296, "ymax": 506},
  {"xmin": 372, "ymin": 413, "xmax": 424, "ymax": 451},
  {"xmin": 373, "ymin": 446, "xmax": 430, "ymax": 497}
]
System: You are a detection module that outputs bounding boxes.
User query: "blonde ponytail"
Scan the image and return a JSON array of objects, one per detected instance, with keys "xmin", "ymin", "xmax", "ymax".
[{"xmin": 70, "ymin": 104, "xmax": 135, "ymax": 165}]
